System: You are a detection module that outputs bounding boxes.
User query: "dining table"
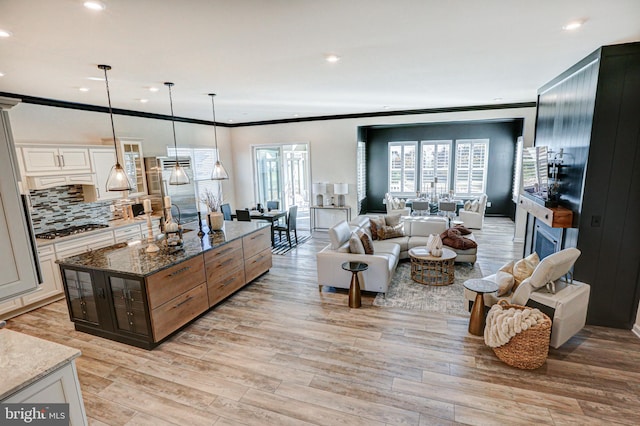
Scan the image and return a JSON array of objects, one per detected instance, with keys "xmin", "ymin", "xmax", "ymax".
[{"xmin": 231, "ymin": 210, "xmax": 287, "ymax": 247}]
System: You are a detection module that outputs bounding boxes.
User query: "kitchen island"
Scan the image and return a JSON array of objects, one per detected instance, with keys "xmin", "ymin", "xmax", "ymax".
[{"xmin": 56, "ymin": 221, "xmax": 272, "ymax": 349}]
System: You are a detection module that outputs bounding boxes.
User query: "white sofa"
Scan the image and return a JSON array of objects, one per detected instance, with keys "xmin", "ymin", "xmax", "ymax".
[
  {"xmin": 463, "ymin": 248, "xmax": 590, "ymax": 348},
  {"xmin": 459, "ymin": 193, "xmax": 487, "ymax": 229},
  {"xmin": 316, "ymin": 216, "xmax": 478, "ymax": 294},
  {"xmin": 384, "ymin": 193, "xmax": 411, "ymax": 216}
]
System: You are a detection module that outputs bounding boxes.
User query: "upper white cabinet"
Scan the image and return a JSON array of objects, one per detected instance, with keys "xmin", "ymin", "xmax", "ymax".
[
  {"xmin": 0, "ymin": 97, "xmax": 40, "ymax": 303},
  {"xmin": 21, "ymin": 147, "xmax": 91, "ymax": 174},
  {"xmin": 87, "ymin": 148, "xmax": 121, "ymax": 201},
  {"xmin": 118, "ymin": 138, "xmax": 147, "ymax": 197}
]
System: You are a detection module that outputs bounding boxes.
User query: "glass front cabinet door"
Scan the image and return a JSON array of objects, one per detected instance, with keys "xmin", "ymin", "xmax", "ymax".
[
  {"xmin": 63, "ymin": 268, "xmax": 100, "ymax": 325},
  {"xmin": 118, "ymin": 138, "xmax": 148, "ymax": 197},
  {"xmin": 109, "ymin": 275, "xmax": 150, "ymax": 337}
]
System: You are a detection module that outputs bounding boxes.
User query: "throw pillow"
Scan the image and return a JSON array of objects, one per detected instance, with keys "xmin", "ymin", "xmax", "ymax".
[
  {"xmin": 440, "ymin": 228, "xmax": 477, "ymax": 249},
  {"xmin": 384, "ymin": 213, "xmax": 402, "ymax": 226},
  {"xmin": 496, "ymin": 271, "xmax": 515, "ymax": 296},
  {"xmin": 464, "ymin": 200, "xmax": 472, "ymax": 211},
  {"xmin": 359, "ymin": 231, "xmax": 374, "ymax": 255},
  {"xmin": 349, "ymin": 232, "xmax": 365, "ymax": 254},
  {"xmin": 513, "ymin": 252, "xmax": 540, "ymax": 289},
  {"xmin": 453, "ymin": 224, "xmax": 472, "ymax": 235},
  {"xmin": 377, "ymin": 223, "xmax": 405, "ymax": 240},
  {"xmin": 499, "ymin": 260, "xmax": 515, "ymax": 275},
  {"xmin": 369, "ymin": 216, "xmax": 384, "ymax": 240},
  {"xmin": 471, "ymin": 199, "xmax": 479, "ymax": 212}
]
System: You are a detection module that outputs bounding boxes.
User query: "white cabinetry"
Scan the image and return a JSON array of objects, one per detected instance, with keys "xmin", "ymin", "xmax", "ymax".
[
  {"xmin": 54, "ymin": 230, "xmax": 115, "ymax": 260},
  {"xmin": 21, "ymin": 147, "xmax": 91, "ymax": 174},
  {"xmin": 21, "ymin": 245, "xmax": 63, "ymax": 305},
  {"xmin": 0, "ymin": 97, "xmax": 40, "ymax": 303},
  {"xmin": 86, "ymin": 148, "xmax": 121, "ymax": 201},
  {"xmin": 114, "ymin": 224, "xmax": 142, "ymax": 243}
]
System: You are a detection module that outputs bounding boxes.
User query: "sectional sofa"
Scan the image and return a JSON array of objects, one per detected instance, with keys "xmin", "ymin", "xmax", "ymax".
[{"xmin": 316, "ymin": 215, "xmax": 477, "ymax": 294}]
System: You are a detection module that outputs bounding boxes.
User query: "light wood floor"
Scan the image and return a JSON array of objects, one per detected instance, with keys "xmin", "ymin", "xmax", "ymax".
[{"xmin": 7, "ymin": 217, "xmax": 640, "ymax": 425}]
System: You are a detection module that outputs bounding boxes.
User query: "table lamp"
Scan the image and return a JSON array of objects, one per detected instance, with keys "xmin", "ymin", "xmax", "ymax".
[
  {"xmin": 313, "ymin": 183, "xmax": 326, "ymax": 206},
  {"xmin": 334, "ymin": 183, "xmax": 348, "ymax": 207}
]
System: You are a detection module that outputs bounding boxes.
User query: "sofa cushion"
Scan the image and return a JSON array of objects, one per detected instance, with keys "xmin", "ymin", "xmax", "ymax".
[
  {"xmin": 349, "ymin": 232, "xmax": 365, "ymax": 254},
  {"xmin": 337, "ymin": 241, "xmax": 351, "ymax": 253},
  {"xmin": 378, "ymin": 223, "xmax": 404, "ymax": 240},
  {"xmin": 407, "ymin": 218, "xmax": 447, "ymax": 236},
  {"xmin": 329, "ymin": 220, "xmax": 352, "ymax": 249},
  {"xmin": 372, "ymin": 240, "xmax": 402, "ymax": 257},
  {"xmin": 496, "ymin": 271, "xmax": 515, "ymax": 296},
  {"xmin": 385, "ymin": 214, "xmax": 402, "ymax": 226},
  {"xmin": 359, "ymin": 231, "xmax": 375, "ymax": 255},
  {"xmin": 528, "ymin": 248, "xmax": 581, "ymax": 290}
]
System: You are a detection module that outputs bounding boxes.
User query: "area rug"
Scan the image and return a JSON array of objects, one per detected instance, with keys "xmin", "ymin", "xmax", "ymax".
[
  {"xmin": 271, "ymin": 233, "xmax": 312, "ymax": 255},
  {"xmin": 373, "ymin": 261, "xmax": 483, "ymax": 316}
]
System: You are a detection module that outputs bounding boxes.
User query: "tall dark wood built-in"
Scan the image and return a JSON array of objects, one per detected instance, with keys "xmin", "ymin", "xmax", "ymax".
[{"xmin": 524, "ymin": 42, "xmax": 640, "ymax": 329}]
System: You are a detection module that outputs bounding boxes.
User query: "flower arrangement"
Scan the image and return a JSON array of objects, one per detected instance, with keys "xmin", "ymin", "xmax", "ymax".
[{"xmin": 200, "ymin": 188, "xmax": 221, "ymax": 212}]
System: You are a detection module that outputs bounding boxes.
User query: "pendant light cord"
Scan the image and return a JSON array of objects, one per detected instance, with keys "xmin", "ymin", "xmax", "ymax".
[
  {"xmin": 100, "ymin": 64, "xmax": 120, "ymax": 165},
  {"xmin": 209, "ymin": 93, "xmax": 218, "ymax": 150},
  {"xmin": 166, "ymin": 83, "xmax": 179, "ymax": 162}
]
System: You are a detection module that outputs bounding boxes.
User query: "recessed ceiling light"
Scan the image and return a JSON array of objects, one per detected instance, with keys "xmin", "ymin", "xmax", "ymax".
[
  {"xmin": 562, "ymin": 20, "xmax": 585, "ymax": 31},
  {"xmin": 325, "ymin": 54, "xmax": 341, "ymax": 63},
  {"xmin": 83, "ymin": 1, "xmax": 106, "ymax": 11},
  {"xmin": 0, "ymin": 29, "xmax": 12, "ymax": 38},
  {"xmin": 293, "ymin": 114, "xmax": 300, "ymax": 117},
  {"xmin": 148, "ymin": 87, "xmax": 159, "ymax": 92},
  {"xmin": 493, "ymin": 97, "xmax": 503, "ymax": 102},
  {"xmin": 139, "ymin": 99, "xmax": 149, "ymax": 103},
  {"xmin": 0, "ymin": 72, "xmax": 5, "ymax": 77},
  {"xmin": 79, "ymin": 87, "xmax": 90, "ymax": 92},
  {"xmin": 382, "ymin": 105, "xmax": 391, "ymax": 110},
  {"xmin": 87, "ymin": 76, "xmax": 104, "ymax": 81}
]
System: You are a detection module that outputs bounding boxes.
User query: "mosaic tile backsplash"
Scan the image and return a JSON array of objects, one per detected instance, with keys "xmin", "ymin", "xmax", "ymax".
[{"xmin": 29, "ymin": 185, "xmax": 126, "ymax": 233}]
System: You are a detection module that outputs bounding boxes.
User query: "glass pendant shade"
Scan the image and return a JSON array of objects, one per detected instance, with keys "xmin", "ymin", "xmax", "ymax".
[
  {"xmin": 106, "ymin": 163, "xmax": 133, "ymax": 191},
  {"xmin": 211, "ymin": 160, "xmax": 229, "ymax": 180},
  {"xmin": 165, "ymin": 82, "xmax": 190, "ymax": 185},
  {"xmin": 208, "ymin": 93, "xmax": 229, "ymax": 180},
  {"xmin": 169, "ymin": 163, "xmax": 190, "ymax": 185},
  {"xmin": 99, "ymin": 64, "xmax": 133, "ymax": 192}
]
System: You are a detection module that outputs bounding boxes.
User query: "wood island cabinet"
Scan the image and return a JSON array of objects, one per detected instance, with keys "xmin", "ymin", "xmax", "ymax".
[{"xmin": 59, "ymin": 225, "xmax": 272, "ymax": 349}]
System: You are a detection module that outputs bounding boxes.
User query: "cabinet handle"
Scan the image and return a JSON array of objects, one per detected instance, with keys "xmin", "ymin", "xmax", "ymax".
[
  {"xmin": 60, "ymin": 154, "xmax": 65, "ymax": 167},
  {"xmin": 169, "ymin": 266, "xmax": 191, "ymax": 277},
  {"xmin": 174, "ymin": 296, "xmax": 193, "ymax": 308},
  {"xmin": 96, "ymin": 188, "xmax": 101, "ymax": 199},
  {"xmin": 218, "ymin": 246, "xmax": 235, "ymax": 254},
  {"xmin": 222, "ymin": 277, "xmax": 235, "ymax": 286},
  {"xmin": 220, "ymin": 258, "xmax": 233, "ymax": 266},
  {"xmin": 97, "ymin": 288, "xmax": 105, "ymax": 299}
]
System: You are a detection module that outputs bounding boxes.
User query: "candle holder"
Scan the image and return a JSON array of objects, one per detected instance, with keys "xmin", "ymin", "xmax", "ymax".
[
  {"xmin": 197, "ymin": 211, "xmax": 205, "ymax": 237},
  {"xmin": 144, "ymin": 210, "xmax": 160, "ymax": 253}
]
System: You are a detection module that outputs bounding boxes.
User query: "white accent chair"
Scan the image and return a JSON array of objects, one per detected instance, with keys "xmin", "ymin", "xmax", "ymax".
[
  {"xmin": 384, "ymin": 193, "xmax": 411, "ymax": 216},
  {"xmin": 464, "ymin": 248, "xmax": 590, "ymax": 348},
  {"xmin": 459, "ymin": 193, "xmax": 487, "ymax": 229}
]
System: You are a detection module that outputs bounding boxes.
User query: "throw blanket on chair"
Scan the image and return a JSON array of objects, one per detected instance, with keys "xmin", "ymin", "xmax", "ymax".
[{"xmin": 484, "ymin": 303, "xmax": 547, "ymax": 347}]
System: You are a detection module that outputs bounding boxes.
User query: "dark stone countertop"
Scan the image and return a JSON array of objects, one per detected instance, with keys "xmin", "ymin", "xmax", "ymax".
[{"xmin": 55, "ymin": 221, "xmax": 270, "ymax": 277}]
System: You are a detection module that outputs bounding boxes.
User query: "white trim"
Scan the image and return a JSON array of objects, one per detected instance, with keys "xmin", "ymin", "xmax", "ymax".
[{"xmin": 633, "ymin": 324, "xmax": 640, "ymax": 339}]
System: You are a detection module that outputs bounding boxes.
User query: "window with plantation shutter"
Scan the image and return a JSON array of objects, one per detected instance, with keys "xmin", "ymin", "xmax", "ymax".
[
  {"xmin": 454, "ymin": 139, "xmax": 489, "ymax": 196},
  {"xmin": 388, "ymin": 141, "xmax": 416, "ymax": 195},
  {"xmin": 356, "ymin": 141, "xmax": 366, "ymax": 212},
  {"xmin": 420, "ymin": 140, "xmax": 451, "ymax": 194}
]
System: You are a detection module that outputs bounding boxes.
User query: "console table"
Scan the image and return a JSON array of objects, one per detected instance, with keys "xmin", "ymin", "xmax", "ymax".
[{"xmin": 310, "ymin": 205, "xmax": 351, "ymax": 231}]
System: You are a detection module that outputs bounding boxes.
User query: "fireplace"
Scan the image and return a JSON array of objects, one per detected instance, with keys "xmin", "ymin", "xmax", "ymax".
[{"xmin": 533, "ymin": 221, "xmax": 562, "ymax": 259}]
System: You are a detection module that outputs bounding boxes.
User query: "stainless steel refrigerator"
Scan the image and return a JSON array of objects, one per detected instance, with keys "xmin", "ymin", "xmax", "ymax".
[{"xmin": 144, "ymin": 157, "xmax": 198, "ymax": 225}]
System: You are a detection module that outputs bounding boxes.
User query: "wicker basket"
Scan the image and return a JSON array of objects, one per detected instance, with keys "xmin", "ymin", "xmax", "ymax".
[{"xmin": 491, "ymin": 300, "xmax": 552, "ymax": 370}]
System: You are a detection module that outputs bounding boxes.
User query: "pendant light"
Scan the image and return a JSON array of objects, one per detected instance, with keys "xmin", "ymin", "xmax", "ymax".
[
  {"xmin": 208, "ymin": 93, "xmax": 229, "ymax": 180},
  {"xmin": 99, "ymin": 64, "xmax": 133, "ymax": 192},
  {"xmin": 165, "ymin": 82, "xmax": 190, "ymax": 185}
]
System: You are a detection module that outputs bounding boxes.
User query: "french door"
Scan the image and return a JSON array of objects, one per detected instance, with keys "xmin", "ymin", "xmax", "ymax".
[{"xmin": 253, "ymin": 144, "xmax": 310, "ymax": 229}]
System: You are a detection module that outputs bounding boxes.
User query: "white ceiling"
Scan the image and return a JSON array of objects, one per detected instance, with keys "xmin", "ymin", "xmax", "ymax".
[{"xmin": 1, "ymin": 0, "xmax": 639, "ymax": 124}]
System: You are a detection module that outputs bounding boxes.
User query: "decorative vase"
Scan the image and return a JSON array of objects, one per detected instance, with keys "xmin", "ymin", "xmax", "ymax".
[
  {"xmin": 208, "ymin": 211, "xmax": 224, "ymax": 231},
  {"xmin": 426, "ymin": 233, "xmax": 443, "ymax": 257}
]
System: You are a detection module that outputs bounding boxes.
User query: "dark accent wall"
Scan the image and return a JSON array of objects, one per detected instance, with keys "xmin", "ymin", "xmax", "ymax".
[
  {"xmin": 524, "ymin": 41, "xmax": 640, "ymax": 329},
  {"xmin": 362, "ymin": 120, "xmax": 523, "ymax": 216}
]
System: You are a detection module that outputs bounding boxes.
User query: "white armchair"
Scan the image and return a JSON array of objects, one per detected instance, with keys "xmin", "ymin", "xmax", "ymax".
[
  {"xmin": 464, "ymin": 248, "xmax": 590, "ymax": 348},
  {"xmin": 459, "ymin": 193, "xmax": 487, "ymax": 229},
  {"xmin": 384, "ymin": 193, "xmax": 411, "ymax": 216}
]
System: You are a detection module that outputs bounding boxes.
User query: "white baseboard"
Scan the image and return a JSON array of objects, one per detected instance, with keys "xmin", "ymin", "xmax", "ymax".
[{"xmin": 633, "ymin": 324, "xmax": 640, "ymax": 339}]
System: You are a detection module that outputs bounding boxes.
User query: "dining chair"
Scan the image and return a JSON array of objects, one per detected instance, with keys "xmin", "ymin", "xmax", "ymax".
[
  {"xmin": 273, "ymin": 205, "xmax": 298, "ymax": 247},
  {"xmin": 220, "ymin": 203, "xmax": 232, "ymax": 221},
  {"xmin": 235, "ymin": 209, "xmax": 251, "ymax": 222}
]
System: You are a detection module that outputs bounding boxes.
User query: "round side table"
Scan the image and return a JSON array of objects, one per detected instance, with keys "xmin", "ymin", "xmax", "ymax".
[
  {"xmin": 341, "ymin": 261, "xmax": 368, "ymax": 308},
  {"xmin": 463, "ymin": 279, "xmax": 499, "ymax": 336}
]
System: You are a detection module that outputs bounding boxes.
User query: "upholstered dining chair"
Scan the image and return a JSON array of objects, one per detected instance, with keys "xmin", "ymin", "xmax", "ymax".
[
  {"xmin": 220, "ymin": 203, "xmax": 232, "ymax": 221},
  {"xmin": 235, "ymin": 209, "xmax": 251, "ymax": 221},
  {"xmin": 273, "ymin": 205, "xmax": 298, "ymax": 247}
]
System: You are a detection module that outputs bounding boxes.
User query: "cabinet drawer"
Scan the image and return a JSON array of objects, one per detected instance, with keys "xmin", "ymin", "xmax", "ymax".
[
  {"xmin": 204, "ymin": 241, "xmax": 244, "ymax": 280},
  {"xmin": 204, "ymin": 239, "xmax": 243, "ymax": 262},
  {"xmin": 114, "ymin": 224, "xmax": 142, "ymax": 243},
  {"xmin": 55, "ymin": 230, "xmax": 115, "ymax": 259},
  {"xmin": 242, "ymin": 227, "xmax": 271, "ymax": 259},
  {"xmin": 151, "ymin": 282, "xmax": 208, "ymax": 341},
  {"xmin": 146, "ymin": 255, "xmax": 206, "ymax": 310},
  {"xmin": 207, "ymin": 266, "xmax": 245, "ymax": 307},
  {"xmin": 244, "ymin": 248, "xmax": 272, "ymax": 283}
]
